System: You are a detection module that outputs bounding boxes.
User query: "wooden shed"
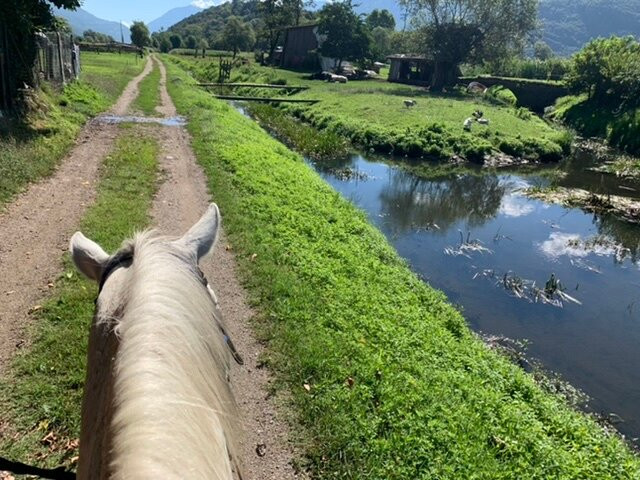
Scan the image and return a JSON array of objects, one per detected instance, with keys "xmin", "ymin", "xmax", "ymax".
[
  {"xmin": 387, "ymin": 55, "xmax": 434, "ymax": 86},
  {"xmin": 280, "ymin": 23, "xmax": 320, "ymax": 69}
]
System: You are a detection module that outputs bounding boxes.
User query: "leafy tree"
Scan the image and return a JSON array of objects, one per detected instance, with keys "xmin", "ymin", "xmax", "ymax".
[
  {"xmin": 400, "ymin": 0, "xmax": 538, "ymax": 88},
  {"xmin": 534, "ymin": 41, "xmax": 554, "ymax": 61},
  {"xmin": 159, "ymin": 35, "xmax": 172, "ymax": 53},
  {"xmin": 366, "ymin": 9, "xmax": 396, "ymax": 30},
  {"xmin": 186, "ymin": 35, "xmax": 198, "ymax": 49},
  {"xmin": 566, "ymin": 35, "xmax": 640, "ymax": 108},
  {"xmin": 169, "ymin": 33, "xmax": 183, "ymax": 49},
  {"xmin": 199, "ymin": 38, "xmax": 209, "ymax": 58},
  {"xmin": 53, "ymin": 16, "xmax": 72, "ymax": 34},
  {"xmin": 81, "ymin": 29, "xmax": 115, "ymax": 43},
  {"xmin": 371, "ymin": 26, "xmax": 391, "ymax": 61},
  {"xmin": 318, "ymin": 0, "xmax": 371, "ymax": 70},
  {"xmin": 257, "ymin": 0, "xmax": 290, "ymax": 62},
  {"xmin": 0, "ymin": 0, "xmax": 80, "ymax": 107},
  {"xmin": 130, "ymin": 21, "xmax": 150, "ymax": 48},
  {"xmin": 220, "ymin": 16, "xmax": 256, "ymax": 57},
  {"xmin": 283, "ymin": 0, "xmax": 314, "ymax": 26}
]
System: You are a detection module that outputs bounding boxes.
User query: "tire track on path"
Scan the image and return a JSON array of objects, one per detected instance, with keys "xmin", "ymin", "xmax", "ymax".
[
  {"xmin": 151, "ymin": 58, "xmax": 303, "ymax": 480},
  {"xmin": 0, "ymin": 56, "xmax": 154, "ymax": 372}
]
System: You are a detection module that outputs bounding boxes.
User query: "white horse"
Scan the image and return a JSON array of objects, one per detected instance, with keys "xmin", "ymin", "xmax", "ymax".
[{"xmin": 70, "ymin": 204, "xmax": 240, "ymax": 480}]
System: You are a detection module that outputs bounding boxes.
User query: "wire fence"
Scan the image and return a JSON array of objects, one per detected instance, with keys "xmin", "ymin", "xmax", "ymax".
[{"xmin": 0, "ymin": 29, "xmax": 80, "ymax": 112}]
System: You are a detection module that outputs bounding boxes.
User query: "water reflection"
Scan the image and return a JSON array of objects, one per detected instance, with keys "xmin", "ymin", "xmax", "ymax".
[
  {"xmin": 379, "ymin": 171, "xmax": 507, "ymax": 234},
  {"xmin": 315, "ymin": 152, "xmax": 640, "ymax": 444}
]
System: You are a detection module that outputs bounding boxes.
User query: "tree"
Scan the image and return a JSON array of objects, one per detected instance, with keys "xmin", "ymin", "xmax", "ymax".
[
  {"xmin": 53, "ymin": 16, "xmax": 72, "ymax": 34},
  {"xmin": 199, "ymin": 38, "xmax": 209, "ymax": 58},
  {"xmin": 159, "ymin": 35, "xmax": 172, "ymax": 53},
  {"xmin": 169, "ymin": 33, "xmax": 183, "ymax": 49},
  {"xmin": 186, "ymin": 35, "xmax": 198, "ymax": 50},
  {"xmin": 318, "ymin": 0, "xmax": 371, "ymax": 70},
  {"xmin": 534, "ymin": 41, "xmax": 554, "ymax": 61},
  {"xmin": 366, "ymin": 9, "xmax": 396, "ymax": 30},
  {"xmin": 0, "ymin": 0, "xmax": 80, "ymax": 108},
  {"xmin": 130, "ymin": 21, "xmax": 150, "ymax": 48},
  {"xmin": 283, "ymin": 0, "xmax": 314, "ymax": 26},
  {"xmin": 220, "ymin": 16, "xmax": 255, "ymax": 58},
  {"xmin": 401, "ymin": 0, "xmax": 538, "ymax": 88},
  {"xmin": 371, "ymin": 26, "xmax": 391, "ymax": 61},
  {"xmin": 566, "ymin": 36, "xmax": 640, "ymax": 108},
  {"xmin": 81, "ymin": 29, "xmax": 115, "ymax": 43},
  {"xmin": 258, "ymin": 0, "xmax": 291, "ymax": 62}
]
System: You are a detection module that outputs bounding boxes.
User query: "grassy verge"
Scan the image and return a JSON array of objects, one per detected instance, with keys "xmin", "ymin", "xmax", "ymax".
[
  {"xmin": 165, "ymin": 59, "xmax": 640, "ymax": 479},
  {"xmin": 552, "ymin": 95, "xmax": 640, "ymax": 156},
  {"xmin": 132, "ymin": 56, "xmax": 162, "ymax": 116},
  {"xmin": 169, "ymin": 55, "xmax": 571, "ymax": 163},
  {"xmin": 0, "ymin": 52, "xmax": 145, "ymax": 207},
  {"xmin": 0, "ymin": 129, "xmax": 159, "ymax": 469}
]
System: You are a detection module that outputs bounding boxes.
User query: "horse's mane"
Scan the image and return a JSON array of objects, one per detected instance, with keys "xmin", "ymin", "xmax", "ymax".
[{"xmin": 106, "ymin": 231, "xmax": 238, "ymax": 479}]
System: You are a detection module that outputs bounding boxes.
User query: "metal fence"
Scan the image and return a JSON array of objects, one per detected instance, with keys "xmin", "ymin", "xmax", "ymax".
[{"xmin": 0, "ymin": 29, "xmax": 80, "ymax": 112}]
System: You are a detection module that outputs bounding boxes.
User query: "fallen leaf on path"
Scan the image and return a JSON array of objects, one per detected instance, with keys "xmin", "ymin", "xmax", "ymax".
[{"xmin": 303, "ymin": 383, "xmax": 311, "ymax": 392}]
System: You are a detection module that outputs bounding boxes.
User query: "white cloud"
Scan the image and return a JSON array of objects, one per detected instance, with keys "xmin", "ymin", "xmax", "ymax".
[
  {"xmin": 538, "ymin": 232, "xmax": 616, "ymax": 260},
  {"xmin": 499, "ymin": 196, "xmax": 535, "ymax": 218},
  {"xmin": 191, "ymin": 0, "xmax": 218, "ymax": 8}
]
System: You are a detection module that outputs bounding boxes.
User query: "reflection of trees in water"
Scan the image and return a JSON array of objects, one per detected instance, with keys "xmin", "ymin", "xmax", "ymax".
[
  {"xmin": 592, "ymin": 213, "xmax": 640, "ymax": 264},
  {"xmin": 379, "ymin": 171, "xmax": 507, "ymax": 234}
]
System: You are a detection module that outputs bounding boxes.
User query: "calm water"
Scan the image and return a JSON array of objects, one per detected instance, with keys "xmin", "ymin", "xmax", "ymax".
[
  {"xmin": 314, "ymin": 154, "xmax": 640, "ymax": 444},
  {"xmin": 234, "ymin": 102, "xmax": 640, "ymax": 444}
]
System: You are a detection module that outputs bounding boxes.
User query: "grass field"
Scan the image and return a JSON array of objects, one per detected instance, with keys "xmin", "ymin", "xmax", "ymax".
[
  {"xmin": 169, "ymin": 55, "xmax": 571, "ymax": 163},
  {"xmin": 0, "ymin": 128, "xmax": 159, "ymax": 469},
  {"xmin": 165, "ymin": 58, "xmax": 640, "ymax": 479},
  {"xmin": 0, "ymin": 52, "xmax": 146, "ymax": 207},
  {"xmin": 132, "ymin": 56, "xmax": 162, "ymax": 116}
]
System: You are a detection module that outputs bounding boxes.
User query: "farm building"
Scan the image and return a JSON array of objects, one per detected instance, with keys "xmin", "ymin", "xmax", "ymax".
[
  {"xmin": 387, "ymin": 55, "xmax": 434, "ymax": 86},
  {"xmin": 279, "ymin": 23, "xmax": 345, "ymax": 71}
]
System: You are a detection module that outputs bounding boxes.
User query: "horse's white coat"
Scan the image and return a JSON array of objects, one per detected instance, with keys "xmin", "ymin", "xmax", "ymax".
[{"xmin": 71, "ymin": 204, "xmax": 237, "ymax": 480}]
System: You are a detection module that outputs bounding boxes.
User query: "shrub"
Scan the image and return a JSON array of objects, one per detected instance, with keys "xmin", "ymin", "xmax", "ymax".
[{"xmin": 486, "ymin": 85, "xmax": 518, "ymax": 106}]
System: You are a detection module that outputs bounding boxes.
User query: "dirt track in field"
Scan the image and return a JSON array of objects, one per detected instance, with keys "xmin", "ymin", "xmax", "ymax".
[
  {"xmin": 151, "ymin": 57, "xmax": 302, "ymax": 480},
  {"xmin": 0, "ymin": 56, "xmax": 153, "ymax": 373}
]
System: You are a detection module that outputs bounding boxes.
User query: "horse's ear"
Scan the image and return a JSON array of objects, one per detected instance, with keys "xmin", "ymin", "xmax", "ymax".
[
  {"xmin": 179, "ymin": 203, "xmax": 221, "ymax": 261},
  {"xmin": 69, "ymin": 232, "xmax": 109, "ymax": 282}
]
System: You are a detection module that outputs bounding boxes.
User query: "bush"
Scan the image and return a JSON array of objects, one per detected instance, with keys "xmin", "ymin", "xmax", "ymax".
[
  {"xmin": 566, "ymin": 36, "xmax": 640, "ymax": 108},
  {"xmin": 486, "ymin": 85, "xmax": 518, "ymax": 106}
]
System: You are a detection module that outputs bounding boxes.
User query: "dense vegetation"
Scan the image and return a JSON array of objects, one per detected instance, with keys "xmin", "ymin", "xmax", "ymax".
[
  {"xmin": 0, "ymin": 52, "xmax": 145, "ymax": 206},
  {"xmin": 551, "ymin": 36, "xmax": 640, "ymax": 155},
  {"xmin": 165, "ymin": 57, "xmax": 640, "ymax": 479},
  {"xmin": 0, "ymin": 129, "xmax": 159, "ymax": 467}
]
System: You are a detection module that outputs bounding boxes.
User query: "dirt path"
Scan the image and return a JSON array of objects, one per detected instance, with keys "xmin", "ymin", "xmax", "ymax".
[
  {"xmin": 0, "ymin": 57, "xmax": 153, "ymax": 373},
  {"xmin": 151, "ymin": 58, "xmax": 301, "ymax": 480}
]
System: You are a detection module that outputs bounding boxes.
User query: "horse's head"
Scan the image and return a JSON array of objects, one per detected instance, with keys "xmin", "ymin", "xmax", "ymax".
[
  {"xmin": 68, "ymin": 204, "xmax": 239, "ymax": 480},
  {"xmin": 70, "ymin": 204, "xmax": 221, "ymax": 318}
]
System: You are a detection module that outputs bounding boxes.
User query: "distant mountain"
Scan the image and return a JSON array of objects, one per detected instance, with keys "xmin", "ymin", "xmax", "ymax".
[
  {"xmin": 149, "ymin": 5, "xmax": 203, "ymax": 33},
  {"xmin": 53, "ymin": 7, "xmax": 131, "ymax": 43},
  {"xmin": 539, "ymin": 0, "xmax": 640, "ymax": 56},
  {"xmin": 169, "ymin": 1, "xmax": 261, "ymax": 40}
]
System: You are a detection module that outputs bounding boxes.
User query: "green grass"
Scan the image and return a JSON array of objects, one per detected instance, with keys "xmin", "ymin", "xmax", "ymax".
[
  {"xmin": 168, "ymin": 56, "xmax": 571, "ymax": 163},
  {"xmin": 164, "ymin": 59, "xmax": 640, "ymax": 479},
  {"xmin": 0, "ymin": 130, "xmax": 159, "ymax": 469},
  {"xmin": 80, "ymin": 51, "xmax": 146, "ymax": 105},
  {"xmin": 132, "ymin": 56, "xmax": 162, "ymax": 116},
  {"xmin": 0, "ymin": 52, "xmax": 146, "ymax": 207}
]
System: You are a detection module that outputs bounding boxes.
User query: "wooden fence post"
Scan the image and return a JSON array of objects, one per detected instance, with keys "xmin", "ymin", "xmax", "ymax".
[{"xmin": 56, "ymin": 32, "xmax": 65, "ymax": 84}]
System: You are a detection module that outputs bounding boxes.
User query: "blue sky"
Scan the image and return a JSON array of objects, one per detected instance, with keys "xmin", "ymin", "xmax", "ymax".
[{"xmin": 79, "ymin": 0, "xmax": 217, "ymax": 23}]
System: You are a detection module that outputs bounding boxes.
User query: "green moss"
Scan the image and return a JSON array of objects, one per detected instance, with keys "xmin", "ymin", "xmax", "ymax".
[
  {"xmin": 165, "ymin": 58, "xmax": 640, "ymax": 480},
  {"xmin": 0, "ymin": 130, "xmax": 159, "ymax": 468}
]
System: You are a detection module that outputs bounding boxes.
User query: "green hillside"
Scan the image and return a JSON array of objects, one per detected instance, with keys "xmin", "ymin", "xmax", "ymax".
[{"xmin": 540, "ymin": 0, "xmax": 640, "ymax": 56}]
